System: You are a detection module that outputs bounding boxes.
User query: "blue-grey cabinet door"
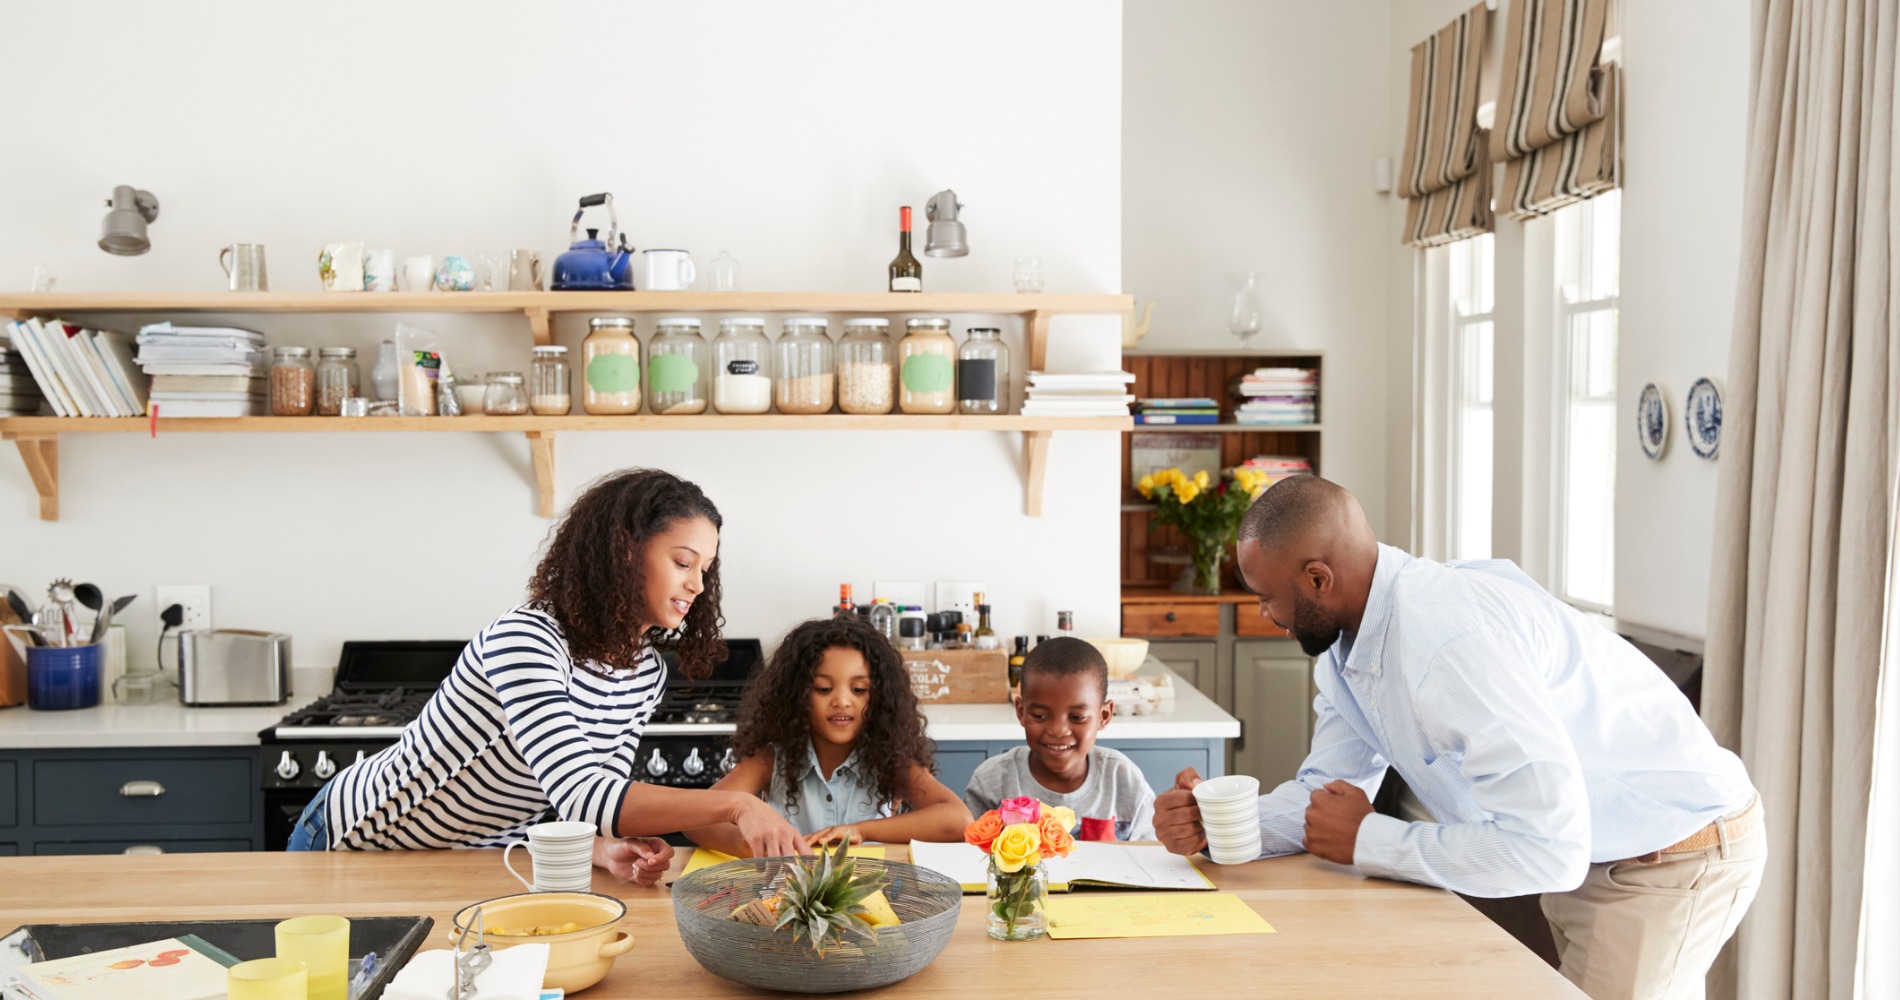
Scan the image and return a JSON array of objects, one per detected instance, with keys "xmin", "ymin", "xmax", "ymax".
[
  {"xmin": 34, "ymin": 757, "xmax": 252, "ymax": 827},
  {"xmin": 933, "ymin": 747, "xmax": 990, "ymax": 804}
]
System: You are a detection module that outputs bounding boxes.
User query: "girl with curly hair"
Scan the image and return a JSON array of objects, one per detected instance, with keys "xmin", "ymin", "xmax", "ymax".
[
  {"xmin": 288, "ymin": 468, "xmax": 808, "ymax": 875},
  {"xmin": 686, "ymin": 616, "xmax": 972, "ymax": 854}
]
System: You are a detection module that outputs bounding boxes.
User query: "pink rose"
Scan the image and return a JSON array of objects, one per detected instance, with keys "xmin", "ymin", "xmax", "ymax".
[{"xmin": 999, "ymin": 796, "xmax": 1041, "ymax": 826}]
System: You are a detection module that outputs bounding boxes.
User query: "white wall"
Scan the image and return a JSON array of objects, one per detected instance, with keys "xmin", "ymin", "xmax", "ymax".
[
  {"xmin": 1123, "ymin": 0, "xmax": 1394, "ymax": 533},
  {"xmin": 0, "ymin": 0, "xmax": 1125, "ymax": 669},
  {"xmin": 1613, "ymin": 2, "xmax": 1750, "ymax": 639}
]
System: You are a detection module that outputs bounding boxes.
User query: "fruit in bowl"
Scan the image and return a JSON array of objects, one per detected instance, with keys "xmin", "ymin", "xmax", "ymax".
[{"xmin": 1088, "ymin": 637, "xmax": 1150, "ymax": 678}]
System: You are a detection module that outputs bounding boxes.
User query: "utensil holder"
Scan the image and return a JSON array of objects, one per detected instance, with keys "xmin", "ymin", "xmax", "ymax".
[{"xmin": 26, "ymin": 643, "xmax": 102, "ymax": 710}]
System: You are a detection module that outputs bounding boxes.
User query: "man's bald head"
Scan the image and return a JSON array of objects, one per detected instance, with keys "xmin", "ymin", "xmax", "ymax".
[{"xmin": 1235, "ymin": 475, "xmax": 1379, "ymax": 656}]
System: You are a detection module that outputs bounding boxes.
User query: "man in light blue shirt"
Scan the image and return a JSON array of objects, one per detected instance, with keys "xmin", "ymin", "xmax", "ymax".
[{"xmin": 1155, "ymin": 476, "xmax": 1765, "ymax": 1000}]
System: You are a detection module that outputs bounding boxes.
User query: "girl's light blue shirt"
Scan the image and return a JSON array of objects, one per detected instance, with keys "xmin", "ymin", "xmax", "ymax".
[{"xmin": 765, "ymin": 740, "xmax": 895, "ymax": 835}]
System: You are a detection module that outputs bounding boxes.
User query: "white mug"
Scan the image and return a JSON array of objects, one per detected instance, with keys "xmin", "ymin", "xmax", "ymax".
[
  {"xmin": 402, "ymin": 255, "xmax": 436, "ymax": 293},
  {"xmin": 364, "ymin": 249, "xmax": 395, "ymax": 292},
  {"xmin": 639, "ymin": 249, "xmax": 696, "ymax": 291}
]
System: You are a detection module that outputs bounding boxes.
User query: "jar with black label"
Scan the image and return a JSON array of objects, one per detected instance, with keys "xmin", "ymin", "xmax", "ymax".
[
  {"xmin": 958, "ymin": 326, "xmax": 1010, "ymax": 414},
  {"xmin": 713, "ymin": 317, "xmax": 772, "ymax": 414}
]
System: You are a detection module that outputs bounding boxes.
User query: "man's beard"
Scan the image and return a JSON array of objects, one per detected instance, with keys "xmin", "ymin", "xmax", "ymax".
[{"xmin": 1290, "ymin": 591, "xmax": 1340, "ymax": 657}]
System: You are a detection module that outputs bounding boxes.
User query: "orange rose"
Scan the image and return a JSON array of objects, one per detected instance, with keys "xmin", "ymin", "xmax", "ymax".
[
  {"xmin": 965, "ymin": 810, "xmax": 1006, "ymax": 851},
  {"xmin": 1037, "ymin": 812, "xmax": 1076, "ymax": 859}
]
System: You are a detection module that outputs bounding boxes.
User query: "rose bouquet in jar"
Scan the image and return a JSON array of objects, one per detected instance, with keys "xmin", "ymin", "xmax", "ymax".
[{"xmin": 964, "ymin": 796, "xmax": 1076, "ymax": 940}]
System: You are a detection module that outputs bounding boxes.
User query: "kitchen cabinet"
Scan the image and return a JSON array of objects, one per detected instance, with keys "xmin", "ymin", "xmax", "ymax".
[
  {"xmin": 0, "ymin": 291, "xmax": 1131, "ymax": 520},
  {"xmin": 1147, "ymin": 640, "xmax": 1218, "ymax": 704},
  {"xmin": 933, "ymin": 749, "xmax": 992, "ymax": 802},
  {"xmin": 0, "ymin": 746, "xmax": 262, "ymax": 854},
  {"xmin": 1231, "ymin": 639, "xmax": 1320, "ymax": 787}
]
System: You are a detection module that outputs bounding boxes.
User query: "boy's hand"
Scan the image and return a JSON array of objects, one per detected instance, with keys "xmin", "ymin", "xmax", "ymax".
[
  {"xmin": 594, "ymin": 835, "xmax": 674, "ymax": 886},
  {"xmin": 1302, "ymin": 780, "xmax": 1373, "ymax": 865},
  {"xmin": 1154, "ymin": 767, "xmax": 1207, "ymax": 856},
  {"xmin": 804, "ymin": 825, "xmax": 864, "ymax": 848}
]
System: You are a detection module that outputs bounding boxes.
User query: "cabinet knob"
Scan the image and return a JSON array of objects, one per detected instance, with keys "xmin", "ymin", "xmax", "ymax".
[
  {"xmin": 118, "ymin": 780, "xmax": 166, "ymax": 798},
  {"xmin": 123, "ymin": 845, "xmax": 164, "ymax": 855},
  {"xmin": 1164, "ymin": 612, "xmax": 1177, "ymax": 622}
]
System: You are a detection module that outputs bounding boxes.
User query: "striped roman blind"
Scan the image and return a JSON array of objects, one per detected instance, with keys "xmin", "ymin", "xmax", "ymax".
[
  {"xmin": 1488, "ymin": 0, "xmax": 1620, "ymax": 218},
  {"xmin": 1398, "ymin": 3, "xmax": 1493, "ymax": 247}
]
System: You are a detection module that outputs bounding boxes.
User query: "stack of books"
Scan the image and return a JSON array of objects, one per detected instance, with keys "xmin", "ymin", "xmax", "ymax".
[
  {"xmin": 136, "ymin": 323, "xmax": 267, "ymax": 418},
  {"xmin": 0, "ymin": 330, "xmax": 47, "ymax": 416},
  {"xmin": 1021, "ymin": 370, "xmax": 1136, "ymax": 416},
  {"xmin": 1232, "ymin": 367, "xmax": 1318, "ymax": 425},
  {"xmin": 1132, "ymin": 397, "xmax": 1220, "ymax": 425},
  {"xmin": 4, "ymin": 318, "xmax": 147, "ymax": 417},
  {"xmin": 1239, "ymin": 453, "xmax": 1315, "ymax": 482}
]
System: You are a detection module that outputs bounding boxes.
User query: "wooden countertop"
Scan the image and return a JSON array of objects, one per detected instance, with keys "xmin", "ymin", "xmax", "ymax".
[
  {"xmin": 0, "ymin": 848, "xmax": 1581, "ymax": 998},
  {"xmin": 1120, "ymin": 587, "xmax": 1260, "ymax": 605}
]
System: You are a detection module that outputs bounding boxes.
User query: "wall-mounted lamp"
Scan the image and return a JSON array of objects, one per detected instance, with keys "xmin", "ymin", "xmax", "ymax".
[
  {"xmin": 99, "ymin": 185, "xmax": 160, "ymax": 255},
  {"xmin": 923, "ymin": 189, "xmax": 967, "ymax": 258}
]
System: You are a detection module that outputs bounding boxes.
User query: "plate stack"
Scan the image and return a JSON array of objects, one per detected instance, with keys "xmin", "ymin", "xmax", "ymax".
[
  {"xmin": 1192, "ymin": 774, "xmax": 1263, "ymax": 865},
  {"xmin": 0, "ymin": 332, "xmax": 45, "ymax": 416}
]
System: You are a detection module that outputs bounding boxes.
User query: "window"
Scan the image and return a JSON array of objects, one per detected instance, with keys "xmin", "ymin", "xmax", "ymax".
[
  {"xmin": 1448, "ymin": 234, "xmax": 1495, "ymax": 561},
  {"xmin": 1553, "ymin": 190, "xmax": 1621, "ymax": 610}
]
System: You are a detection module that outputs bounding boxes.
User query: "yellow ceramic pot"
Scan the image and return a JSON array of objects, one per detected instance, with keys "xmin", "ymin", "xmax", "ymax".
[{"xmin": 450, "ymin": 891, "xmax": 633, "ymax": 994}]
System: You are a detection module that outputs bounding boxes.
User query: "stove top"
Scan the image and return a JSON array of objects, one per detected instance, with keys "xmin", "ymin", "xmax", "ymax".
[
  {"xmin": 646, "ymin": 688, "xmax": 743, "ymax": 734},
  {"xmin": 272, "ymin": 687, "xmax": 437, "ymax": 739}
]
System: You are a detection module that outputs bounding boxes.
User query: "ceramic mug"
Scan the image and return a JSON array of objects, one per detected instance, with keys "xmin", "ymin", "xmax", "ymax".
[
  {"xmin": 508, "ymin": 249, "xmax": 543, "ymax": 291},
  {"xmin": 363, "ymin": 249, "xmax": 395, "ymax": 292},
  {"xmin": 402, "ymin": 255, "xmax": 436, "ymax": 293},
  {"xmin": 639, "ymin": 249, "xmax": 696, "ymax": 291},
  {"xmin": 318, "ymin": 242, "xmax": 364, "ymax": 292}
]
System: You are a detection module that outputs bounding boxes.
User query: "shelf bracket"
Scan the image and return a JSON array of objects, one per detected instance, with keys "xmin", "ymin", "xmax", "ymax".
[
  {"xmin": 526, "ymin": 430, "xmax": 556, "ymax": 518},
  {"xmin": 526, "ymin": 307, "xmax": 554, "ymax": 347},
  {"xmin": 12, "ymin": 434, "xmax": 58, "ymax": 521},
  {"xmin": 1026, "ymin": 310, "xmax": 1051, "ymax": 373},
  {"xmin": 1022, "ymin": 430, "xmax": 1051, "ymax": 517}
]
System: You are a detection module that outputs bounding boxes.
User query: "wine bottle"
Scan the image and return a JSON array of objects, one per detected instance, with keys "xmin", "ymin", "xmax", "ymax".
[{"xmin": 889, "ymin": 206, "xmax": 922, "ymax": 292}]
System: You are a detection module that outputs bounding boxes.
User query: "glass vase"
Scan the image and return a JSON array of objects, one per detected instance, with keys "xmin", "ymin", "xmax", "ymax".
[
  {"xmin": 1191, "ymin": 534, "xmax": 1226, "ymax": 595},
  {"xmin": 986, "ymin": 859, "xmax": 1049, "ymax": 941},
  {"xmin": 1228, "ymin": 271, "xmax": 1262, "ymax": 344}
]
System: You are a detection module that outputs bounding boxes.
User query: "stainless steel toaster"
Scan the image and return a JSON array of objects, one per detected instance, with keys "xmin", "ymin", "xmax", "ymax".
[{"xmin": 178, "ymin": 629, "xmax": 292, "ymax": 706}]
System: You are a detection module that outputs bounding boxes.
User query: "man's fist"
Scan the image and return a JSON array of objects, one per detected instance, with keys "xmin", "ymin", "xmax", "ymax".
[{"xmin": 1302, "ymin": 780, "xmax": 1373, "ymax": 865}]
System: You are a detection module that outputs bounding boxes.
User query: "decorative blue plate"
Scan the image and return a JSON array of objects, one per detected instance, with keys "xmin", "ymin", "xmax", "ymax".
[
  {"xmin": 1637, "ymin": 383, "xmax": 1668, "ymax": 460},
  {"xmin": 1686, "ymin": 378, "xmax": 1723, "ymax": 459}
]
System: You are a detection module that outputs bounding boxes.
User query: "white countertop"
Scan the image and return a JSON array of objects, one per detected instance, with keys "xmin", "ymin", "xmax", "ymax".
[
  {"xmin": 0, "ymin": 667, "xmax": 331, "ymax": 749},
  {"xmin": 921, "ymin": 660, "xmax": 1240, "ymax": 742}
]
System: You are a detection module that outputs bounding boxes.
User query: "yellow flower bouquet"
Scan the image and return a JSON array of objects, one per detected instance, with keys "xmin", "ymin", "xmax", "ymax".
[
  {"xmin": 965, "ymin": 796, "xmax": 1077, "ymax": 940},
  {"xmin": 1136, "ymin": 466, "xmax": 1272, "ymax": 594}
]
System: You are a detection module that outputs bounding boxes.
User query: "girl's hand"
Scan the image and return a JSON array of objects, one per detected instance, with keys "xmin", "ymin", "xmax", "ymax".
[
  {"xmin": 736, "ymin": 797, "xmax": 811, "ymax": 857},
  {"xmin": 594, "ymin": 835, "xmax": 675, "ymax": 886},
  {"xmin": 805, "ymin": 825, "xmax": 864, "ymax": 848}
]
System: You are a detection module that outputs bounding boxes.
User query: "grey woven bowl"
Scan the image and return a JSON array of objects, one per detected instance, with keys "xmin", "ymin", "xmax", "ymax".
[{"xmin": 672, "ymin": 856, "xmax": 962, "ymax": 993}]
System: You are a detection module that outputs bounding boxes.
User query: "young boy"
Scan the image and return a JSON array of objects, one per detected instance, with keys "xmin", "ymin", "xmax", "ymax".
[{"xmin": 964, "ymin": 636, "xmax": 1157, "ymax": 841}]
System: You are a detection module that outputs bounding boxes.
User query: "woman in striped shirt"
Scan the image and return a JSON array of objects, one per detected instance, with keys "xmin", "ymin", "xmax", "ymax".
[{"xmin": 286, "ymin": 468, "xmax": 808, "ymax": 881}]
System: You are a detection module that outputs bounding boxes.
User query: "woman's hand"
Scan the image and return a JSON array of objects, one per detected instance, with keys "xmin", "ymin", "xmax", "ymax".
[
  {"xmin": 735, "ymin": 796, "xmax": 810, "ymax": 857},
  {"xmin": 804, "ymin": 824, "xmax": 864, "ymax": 848},
  {"xmin": 593, "ymin": 835, "xmax": 675, "ymax": 886}
]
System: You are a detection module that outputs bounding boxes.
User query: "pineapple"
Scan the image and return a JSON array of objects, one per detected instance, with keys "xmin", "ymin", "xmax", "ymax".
[{"xmin": 771, "ymin": 840, "xmax": 890, "ymax": 956}]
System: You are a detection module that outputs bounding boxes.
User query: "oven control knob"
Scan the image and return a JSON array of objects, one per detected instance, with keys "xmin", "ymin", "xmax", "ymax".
[
  {"xmin": 354, "ymin": 750, "xmax": 366, "ymax": 765},
  {"xmin": 717, "ymin": 748, "xmax": 737, "ymax": 775},
  {"xmin": 313, "ymin": 751, "xmax": 337, "ymax": 780},
  {"xmin": 644, "ymin": 748, "xmax": 669, "ymax": 777},
  {"xmin": 682, "ymin": 748, "xmax": 705, "ymax": 776},
  {"xmin": 275, "ymin": 751, "xmax": 301, "ymax": 781}
]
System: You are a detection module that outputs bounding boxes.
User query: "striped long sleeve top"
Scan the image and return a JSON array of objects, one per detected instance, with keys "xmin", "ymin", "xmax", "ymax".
[{"xmin": 324, "ymin": 605, "xmax": 666, "ymax": 849}]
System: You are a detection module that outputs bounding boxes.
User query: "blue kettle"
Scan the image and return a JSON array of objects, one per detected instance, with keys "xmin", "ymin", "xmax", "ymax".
[{"xmin": 551, "ymin": 193, "xmax": 634, "ymax": 291}]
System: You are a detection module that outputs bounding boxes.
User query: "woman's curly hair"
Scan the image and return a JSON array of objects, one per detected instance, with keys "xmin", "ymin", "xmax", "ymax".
[
  {"xmin": 731, "ymin": 617, "xmax": 935, "ymax": 820},
  {"xmin": 528, "ymin": 468, "xmax": 726, "ymax": 678}
]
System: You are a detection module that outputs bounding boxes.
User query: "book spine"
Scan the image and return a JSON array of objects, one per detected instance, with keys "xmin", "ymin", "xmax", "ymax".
[{"xmin": 13, "ymin": 320, "xmax": 74, "ymax": 416}]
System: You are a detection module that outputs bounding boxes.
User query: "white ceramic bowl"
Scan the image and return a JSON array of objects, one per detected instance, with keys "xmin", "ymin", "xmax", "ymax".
[{"xmin": 1087, "ymin": 638, "xmax": 1151, "ymax": 679}]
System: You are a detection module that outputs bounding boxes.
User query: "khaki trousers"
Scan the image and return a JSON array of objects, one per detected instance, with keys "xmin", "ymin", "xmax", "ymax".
[{"xmin": 1541, "ymin": 803, "xmax": 1767, "ymax": 1000}]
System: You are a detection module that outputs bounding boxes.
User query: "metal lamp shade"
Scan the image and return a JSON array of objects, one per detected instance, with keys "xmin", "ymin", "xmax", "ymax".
[
  {"xmin": 99, "ymin": 185, "xmax": 159, "ymax": 255},
  {"xmin": 923, "ymin": 189, "xmax": 967, "ymax": 258}
]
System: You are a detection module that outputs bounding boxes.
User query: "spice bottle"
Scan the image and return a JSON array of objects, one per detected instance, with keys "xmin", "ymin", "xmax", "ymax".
[
  {"xmin": 1008, "ymin": 636, "xmax": 1029, "ymax": 699},
  {"xmin": 648, "ymin": 318, "xmax": 710, "ymax": 415},
  {"xmin": 958, "ymin": 326, "xmax": 1010, "ymax": 414},
  {"xmin": 582, "ymin": 318, "xmax": 641, "ymax": 415},
  {"xmin": 270, "ymin": 346, "xmax": 316, "ymax": 416},
  {"xmin": 837, "ymin": 318, "xmax": 895, "ymax": 414},
  {"xmin": 713, "ymin": 318, "xmax": 772, "ymax": 414},
  {"xmin": 530, "ymin": 345, "xmax": 572, "ymax": 415},
  {"xmin": 316, "ymin": 347, "xmax": 360, "ymax": 416},
  {"xmin": 867, "ymin": 599, "xmax": 898, "ymax": 644},
  {"xmin": 898, "ymin": 608, "xmax": 928, "ymax": 651},
  {"xmin": 897, "ymin": 318, "xmax": 956, "ymax": 414},
  {"xmin": 773, "ymin": 318, "xmax": 835, "ymax": 414}
]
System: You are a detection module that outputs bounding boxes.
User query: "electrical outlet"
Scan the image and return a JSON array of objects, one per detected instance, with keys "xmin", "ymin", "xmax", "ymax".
[
  {"xmin": 155, "ymin": 584, "xmax": 211, "ymax": 633},
  {"xmin": 934, "ymin": 581, "xmax": 988, "ymax": 619}
]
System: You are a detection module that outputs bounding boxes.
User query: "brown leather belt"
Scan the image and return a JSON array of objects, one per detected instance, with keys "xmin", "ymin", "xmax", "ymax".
[{"xmin": 1623, "ymin": 796, "xmax": 1761, "ymax": 864}]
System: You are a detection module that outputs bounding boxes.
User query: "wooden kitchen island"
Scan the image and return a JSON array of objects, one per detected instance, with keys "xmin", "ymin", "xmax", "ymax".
[{"xmin": 0, "ymin": 847, "xmax": 1583, "ymax": 998}]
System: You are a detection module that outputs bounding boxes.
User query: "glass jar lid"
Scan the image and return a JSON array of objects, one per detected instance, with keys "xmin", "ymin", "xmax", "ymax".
[
  {"xmin": 532, "ymin": 345, "xmax": 569, "ymax": 355},
  {"xmin": 317, "ymin": 346, "xmax": 357, "ymax": 359},
  {"xmin": 653, "ymin": 317, "xmax": 701, "ymax": 331},
  {"xmin": 589, "ymin": 317, "xmax": 635, "ymax": 331},
  {"xmin": 842, "ymin": 318, "xmax": 890, "ymax": 330},
  {"xmin": 967, "ymin": 327, "xmax": 1002, "ymax": 337},
  {"xmin": 486, "ymin": 371, "xmax": 525, "ymax": 385},
  {"xmin": 905, "ymin": 318, "xmax": 951, "ymax": 333},
  {"xmin": 783, "ymin": 317, "xmax": 829, "ymax": 333},
  {"xmin": 720, "ymin": 317, "xmax": 767, "ymax": 333},
  {"xmin": 272, "ymin": 346, "xmax": 312, "ymax": 360}
]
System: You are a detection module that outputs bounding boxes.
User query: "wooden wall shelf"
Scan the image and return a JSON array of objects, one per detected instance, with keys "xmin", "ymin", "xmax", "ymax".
[{"xmin": 0, "ymin": 292, "xmax": 1133, "ymax": 521}]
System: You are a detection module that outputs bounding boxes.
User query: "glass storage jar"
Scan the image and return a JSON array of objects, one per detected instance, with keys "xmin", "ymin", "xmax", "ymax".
[
  {"xmin": 530, "ymin": 345, "xmax": 571, "ymax": 415},
  {"xmin": 581, "ymin": 317, "xmax": 640, "ymax": 415},
  {"xmin": 270, "ymin": 346, "xmax": 316, "ymax": 416},
  {"xmin": 647, "ymin": 318, "xmax": 709, "ymax": 415},
  {"xmin": 712, "ymin": 317, "xmax": 772, "ymax": 414},
  {"xmin": 957, "ymin": 326, "xmax": 1011, "ymax": 414},
  {"xmin": 315, "ymin": 346, "xmax": 360, "ymax": 416},
  {"xmin": 837, "ymin": 318, "xmax": 894, "ymax": 414},
  {"xmin": 483, "ymin": 372, "xmax": 528, "ymax": 415},
  {"xmin": 897, "ymin": 318, "xmax": 957, "ymax": 414},
  {"xmin": 774, "ymin": 317, "xmax": 835, "ymax": 414}
]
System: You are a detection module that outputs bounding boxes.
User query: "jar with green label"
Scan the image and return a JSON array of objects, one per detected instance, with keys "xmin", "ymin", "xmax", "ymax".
[
  {"xmin": 898, "ymin": 317, "xmax": 957, "ymax": 414},
  {"xmin": 648, "ymin": 318, "xmax": 710, "ymax": 415},
  {"xmin": 582, "ymin": 318, "xmax": 640, "ymax": 415}
]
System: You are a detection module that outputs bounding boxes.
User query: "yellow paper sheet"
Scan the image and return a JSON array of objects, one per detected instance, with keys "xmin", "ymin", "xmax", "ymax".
[
  {"xmin": 1045, "ymin": 892, "xmax": 1276, "ymax": 939},
  {"xmin": 681, "ymin": 845, "xmax": 886, "ymax": 877}
]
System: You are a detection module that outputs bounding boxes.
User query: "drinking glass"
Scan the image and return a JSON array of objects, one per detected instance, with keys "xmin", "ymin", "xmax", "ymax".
[
  {"xmin": 275, "ymin": 915, "xmax": 350, "ymax": 1000},
  {"xmin": 227, "ymin": 957, "xmax": 307, "ymax": 1000},
  {"xmin": 1013, "ymin": 257, "xmax": 1044, "ymax": 293}
]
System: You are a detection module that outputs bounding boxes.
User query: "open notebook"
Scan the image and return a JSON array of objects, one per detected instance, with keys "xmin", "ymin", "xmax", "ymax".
[{"xmin": 907, "ymin": 841, "xmax": 1214, "ymax": 893}]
